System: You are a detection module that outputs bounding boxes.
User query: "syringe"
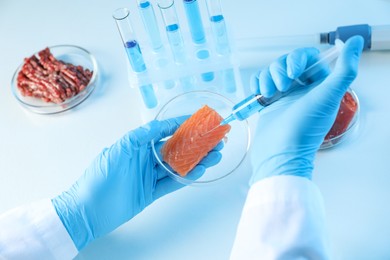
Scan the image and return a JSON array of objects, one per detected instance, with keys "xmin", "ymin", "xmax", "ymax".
[{"xmin": 220, "ymin": 40, "xmax": 344, "ymax": 127}]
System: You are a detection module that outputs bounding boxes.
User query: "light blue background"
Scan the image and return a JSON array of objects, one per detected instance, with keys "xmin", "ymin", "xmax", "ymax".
[{"xmin": 1, "ymin": 0, "xmax": 390, "ymax": 259}]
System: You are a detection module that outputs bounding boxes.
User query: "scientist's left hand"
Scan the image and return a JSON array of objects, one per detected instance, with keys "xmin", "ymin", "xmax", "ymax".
[{"xmin": 52, "ymin": 117, "xmax": 222, "ymax": 251}]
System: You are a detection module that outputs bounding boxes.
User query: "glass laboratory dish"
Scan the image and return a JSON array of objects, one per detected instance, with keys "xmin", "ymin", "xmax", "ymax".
[
  {"xmin": 11, "ymin": 45, "xmax": 98, "ymax": 114},
  {"xmin": 151, "ymin": 91, "xmax": 250, "ymax": 186},
  {"xmin": 320, "ymin": 88, "xmax": 360, "ymax": 149}
]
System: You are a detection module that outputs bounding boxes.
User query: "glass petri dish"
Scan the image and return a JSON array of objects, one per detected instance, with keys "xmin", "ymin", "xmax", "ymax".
[
  {"xmin": 151, "ymin": 91, "xmax": 250, "ymax": 186},
  {"xmin": 10, "ymin": 45, "xmax": 98, "ymax": 114},
  {"xmin": 320, "ymin": 88, "xmax": 359, "ymax": 149}
]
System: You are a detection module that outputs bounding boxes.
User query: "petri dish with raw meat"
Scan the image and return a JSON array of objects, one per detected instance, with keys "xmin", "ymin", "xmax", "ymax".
[
  {"xmin": 11, "ymin": 45, "xmax": 98, "ymax": 114},
  {"xmin": 320, "ymin": 88, "xmax": 360, "ymax": 149},
  {"xmin": 152, "ymin": 91, "xmax": 250, "ymax": 186}
]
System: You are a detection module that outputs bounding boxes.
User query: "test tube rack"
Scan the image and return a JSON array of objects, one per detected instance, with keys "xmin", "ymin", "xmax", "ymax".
[{"xmin": 115, "ymin": 0, "xmax": 242, "ymax": 121}]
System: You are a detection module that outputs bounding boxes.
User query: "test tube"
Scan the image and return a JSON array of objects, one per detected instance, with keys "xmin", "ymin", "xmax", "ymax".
[
  {"xmin": 182, "ymin": 0, "xmax": 214, "ymax": 81},
  {"xmin": 205, "ymin": 0, "xmax": 230, "ymax": 55},
  {"xmin": 182, "ymin": 0, "xmax": 206, "ymax": 44},
  {"xmin": 137, "ymin": 0, "xmax": 175, "ymax": 89},
  {"xmin": 158, "ymin": 0, "xmax": 194, "ymax": 90},
  {"xmin": 205, "ymin": 0, "xmax": 236, "ymax": 92},
  {"xmin": 157, "ymin": 0, "xmax": 186, "ymax": 64},
  {"xmin": 113, "ymin": 8, "xmax": 158, "ymax": 108},
  {"xmin": 137, "ymin": 0, "xmax": 163, "ymax": 52}
]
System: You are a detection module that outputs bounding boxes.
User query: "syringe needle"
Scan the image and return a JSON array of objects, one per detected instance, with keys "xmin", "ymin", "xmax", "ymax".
[
  {"xmin": 200, "ymin": 114, "xmax": 235, "ymax": 137},
  {"xmin": 200, "ymin": 125, "xmax": 220, "ymax": 137}
]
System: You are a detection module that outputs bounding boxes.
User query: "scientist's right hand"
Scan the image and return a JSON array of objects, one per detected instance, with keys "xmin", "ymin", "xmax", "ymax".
[{"xmin": 250, "ymin": 36, "xmax": 364, "ymax": 183}]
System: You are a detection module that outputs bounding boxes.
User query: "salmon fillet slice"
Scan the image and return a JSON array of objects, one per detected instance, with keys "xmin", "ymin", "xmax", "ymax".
[{"xmin": 161, "ymin": 105, "xmax": 231, "ymax": 176}]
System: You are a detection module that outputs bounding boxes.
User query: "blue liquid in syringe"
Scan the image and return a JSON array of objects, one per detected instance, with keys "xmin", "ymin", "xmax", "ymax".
[
  {"xmin": 166, "ymin": 24, "xmax": 186, "ymax": 63},
  {"xmin": 124, "ymin": 40, "xmax": 157, "ymax": 108},
  {"xmin": 210, "ymin": 15, "xmax": 230, "ymax": 55},
  {"xmin": 138, "ymin": 1, "xmax": 163, "ymax": 51},
  {"xmin": 183, "ymin": 0, "xmax": 205, "ymax": 44}
]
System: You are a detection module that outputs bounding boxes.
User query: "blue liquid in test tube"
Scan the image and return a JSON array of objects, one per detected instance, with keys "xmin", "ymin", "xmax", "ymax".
[
  {"xmin": 124, "ymin": 40, "xmax": 147, "ymax": 72},
  {"xmin": 158, "ymin": 1, "xmax": 186, "ymax": 63},
  {"xmin": 124, "ymin": 40, "xmax": 158, "ymax": 108},
  {"xmin": 137, "ymin": 1, "xmax": 163, "ymax": 51},
  {"xmin": 114, "ymin": 8, "xmax": 158, "ymax": 109},
  {"xmin": 165, "ymin": 23, "xmax": 186, "ymax": 63},
  {"xmin": 210, "ymin": 14, "xmax": 230, "ymax": 55},
  {"xmin": 183, "ymin": 0, "xmax": 206, "ymax": 44}
]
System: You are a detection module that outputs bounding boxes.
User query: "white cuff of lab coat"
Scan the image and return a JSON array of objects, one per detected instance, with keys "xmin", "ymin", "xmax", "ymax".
[
  {"xmin": 246, "ymin": 175, "xmax": 324, "ymax": 207},
  {"xmin": 0, "ymin": 199, "xmax": 78, "ymax": 260},
  {"xmin": 230, "ymin": 175, "xmax": 329, "ymax": 260}
]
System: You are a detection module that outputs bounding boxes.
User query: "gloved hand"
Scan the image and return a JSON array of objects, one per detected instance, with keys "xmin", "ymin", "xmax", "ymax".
[
  {"xmin": 250, "ymin": 36, "xmax": 364, "ymax": 184},
  {"xmin": 52, "ymin": 117, "xmax": 222, "ymax": 250}
]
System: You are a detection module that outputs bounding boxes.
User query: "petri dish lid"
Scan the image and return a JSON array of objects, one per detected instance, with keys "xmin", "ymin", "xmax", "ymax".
[{"xmin": 151, "ymin": 91, "xmax": 250, "ymax": 186}]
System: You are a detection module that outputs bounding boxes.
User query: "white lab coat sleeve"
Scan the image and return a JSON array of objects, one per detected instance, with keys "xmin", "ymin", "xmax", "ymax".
[
  {"xmin": 0, "ymin": 199, "xmax": 78, "ymax": 260},
  {"xmin": 230, "ymin": 175, "xmax": 330, "ymax": 260}
]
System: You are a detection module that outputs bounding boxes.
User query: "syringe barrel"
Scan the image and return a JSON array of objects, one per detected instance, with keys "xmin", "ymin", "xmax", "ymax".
[
  {"xmin": 257, "ymin": 42, "xmax": 343, "ymax": 107},
  {"xmin": 256, "ymin": 80, "xmax": 311, "ymax": 107},
  {"xmin": 238, "ymin": 74, "xmax": 325, "ymax": 121},
  {"xmin": 232, "ymin": 42, "xmax": 344, "ymax": 121},
  {"xmin": 232, "ymin": 95, "xmax": 264, "ymax": 121}
]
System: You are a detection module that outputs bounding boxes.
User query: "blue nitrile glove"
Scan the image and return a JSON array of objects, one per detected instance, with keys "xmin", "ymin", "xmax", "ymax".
[
  {"xmin": 52, "ymin": 117, "xmax": 222, "ymax": 250},
  {"xmin": 250, "ymin": 36, "xmax": 364, "ymax": 184}
]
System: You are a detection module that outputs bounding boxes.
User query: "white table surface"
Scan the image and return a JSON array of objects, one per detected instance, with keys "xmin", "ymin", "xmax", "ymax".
[{"xmin": 1, "ymin": 0, "xmax": 390, "ymax": 259}]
